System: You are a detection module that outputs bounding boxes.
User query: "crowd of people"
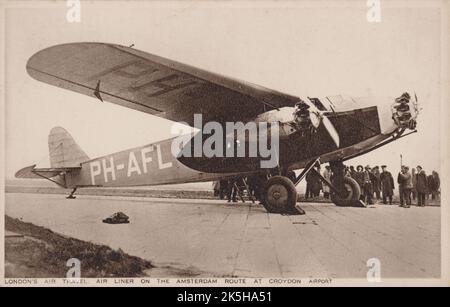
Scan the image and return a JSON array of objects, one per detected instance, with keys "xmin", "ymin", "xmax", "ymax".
[
  {"xmin": 213, "ymin": 164, "xmax": 440, "ymax": 207},
  {"xmin": 214, "ymin": 176, "xmax": 263, "ymax": 203},
  {"xmin": 305, "ymin": 164, "xmax": 440, "ymax": 207}
]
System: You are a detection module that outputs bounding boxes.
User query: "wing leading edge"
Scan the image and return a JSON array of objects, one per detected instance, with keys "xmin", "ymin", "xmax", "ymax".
[{"xmin": 26, "ymin": 43, "xmax": 300, "ymax": 125}]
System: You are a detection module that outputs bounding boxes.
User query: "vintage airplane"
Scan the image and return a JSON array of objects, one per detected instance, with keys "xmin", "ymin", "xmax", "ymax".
[{"xmin": 16, "ymin": 42, "xmax": 419, "ymax": 213}]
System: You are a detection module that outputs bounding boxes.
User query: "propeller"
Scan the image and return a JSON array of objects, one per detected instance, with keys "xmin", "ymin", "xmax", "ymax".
[
  {"xmin": 304, "ymin": 100, "xmax": 340, "ymax": 148},
  {"xmin": 321, "ymin": 114, "xmax": 340, "ymax": 147},
  {"xmin": 413, "ymin": 91, "xmax": 422, "ymax": 114},
  {"xmin": 410, "ymin": 91, "xmax": 420, "ymax": 130}
]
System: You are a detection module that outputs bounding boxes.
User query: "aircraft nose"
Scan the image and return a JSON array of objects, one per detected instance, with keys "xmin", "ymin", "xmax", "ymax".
[
  {"xmin": 392, "ymin": 92, "xmax": 419, "ymax": 129},
  {"xmin": 375, "ymin": 97, "xmax": 399, "ymax": 135},
  {"xmin": 374, "ymin": 93, "xmax": 418, "ymax": 135}
]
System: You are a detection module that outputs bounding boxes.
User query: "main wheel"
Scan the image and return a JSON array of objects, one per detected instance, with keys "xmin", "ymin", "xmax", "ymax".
[
  {"xmin": 261, "ymin": 176, "xmax": 298, "ymax": 213},
  {"xmin": 331, "ymin": 176, "xmax": 361, "ymax": 206}
]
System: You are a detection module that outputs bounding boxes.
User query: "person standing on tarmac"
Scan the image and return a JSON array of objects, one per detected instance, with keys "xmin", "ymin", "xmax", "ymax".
[
  {"xmin": 411, "ymin": 167, "xmax": 417, "ymax": 201},
  {"xmin": 354, "ymin": 165, "xmax": 365, "ymax": 201},
  {"xmin": 429, "ymin": 171, "xmax": 440, "ymax": 200},
  {"xmin": 363, "ymin": 165, "xmax": 374, "ymax": 205},
  {"xmin": 305, "ymin": 171, "xmax": 312, "ymax": 200},
  {"xmin": 398, "ymin": 166, "xmax": 412, "ymax": 208},
  {"xmin": 310, "ymin": 165, "xmax": 322, "ymax": 197},
  {"xmin": 322, "ymin": 166, "xmax": 332, "ymax": 199},
  {"xmin": 219, "ymin": 179, "xmax": 228, "ymax": 200},
  {"xmin": 372, "ymin": 166, "xmax": 381, "ymax": 200},
  {"xmin": 380, "ymin": 165, "xmax": 395, "ymax": 205},
  {"xmin": 227, "ymin": 178, "xmax": 238, "ymax": 203},
  {"xmin": 416, "ymin": 165, "xmax": 428, "ymax": 207}
]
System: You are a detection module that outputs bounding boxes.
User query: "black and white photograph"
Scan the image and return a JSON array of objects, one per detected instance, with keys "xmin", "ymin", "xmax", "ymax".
[{"xmin": 1, "ymin": 0, "xmax": 449, "ymax": 288}]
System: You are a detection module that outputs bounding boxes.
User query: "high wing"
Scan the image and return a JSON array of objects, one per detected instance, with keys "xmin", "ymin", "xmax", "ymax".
[{"xmin": 27, "ymin": 43, "xmax": 300, "ymax": 125}]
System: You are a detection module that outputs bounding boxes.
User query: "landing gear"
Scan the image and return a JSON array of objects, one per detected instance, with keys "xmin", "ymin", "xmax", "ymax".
[
  {"xmin": 261, "ymin": 176, "xmax": 298, "ymax": 213},
  {"xmin": 66, "ymin": 187, "xmax": 77, "ymax": 199},
  {"xmin": 329, "ymin": 161, "xmax": 363, "ymax": 207},
  {"xmin": 259, "ymin": 158, "xmax": 364, "ymax": 213},
  {"xmin": 292, "ymin": 158, "xmax": 364, "ymax": 208},
  {"xmin": 330, "ymin": 176, "xmax": 361, "ymax": 206}
]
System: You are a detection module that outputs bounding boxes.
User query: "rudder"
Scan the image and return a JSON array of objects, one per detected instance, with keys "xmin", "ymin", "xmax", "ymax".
[{"xmin": 48, "ymin": 127, "xmax": 89, "ymax": 167}]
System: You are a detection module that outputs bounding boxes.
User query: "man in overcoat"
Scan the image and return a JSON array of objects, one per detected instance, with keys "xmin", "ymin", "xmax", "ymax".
[
  {"xmin": 380, "ymin": 165, "xmax": 395, "ymax": 205},
  {"xmin": 416, "ymin": 165, "xmax": 428, "ymax": 207}
]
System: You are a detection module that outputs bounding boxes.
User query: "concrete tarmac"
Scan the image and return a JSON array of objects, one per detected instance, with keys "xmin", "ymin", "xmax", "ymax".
[{"xmin": 5, "ymin": 193, "xmax": 440, "ymax": 278}]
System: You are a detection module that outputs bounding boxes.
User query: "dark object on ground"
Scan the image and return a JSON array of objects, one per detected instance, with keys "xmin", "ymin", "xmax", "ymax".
[
  {"xmin": 280, "ymin": 204, "xmax": 305, "ymax": 216},
  {"xmin": 102, "ymin": 212, "xmax": 130, "ymax": 224},
  {"xmin": 5, "ymin": 215, "xmax": 152, "ymax": 278},
  {"xmin": 294, "ymin": 204, "xmax": 306, "ymax": 215}
]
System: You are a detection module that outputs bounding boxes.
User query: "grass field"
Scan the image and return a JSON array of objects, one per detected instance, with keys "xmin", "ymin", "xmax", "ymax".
[{"xmin": 5, "ymin": 215, "xmax": 152, "ymax": 278}]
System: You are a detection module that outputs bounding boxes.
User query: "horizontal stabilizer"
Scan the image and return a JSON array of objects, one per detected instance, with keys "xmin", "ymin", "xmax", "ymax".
[
  {"xmin": 15, "ymin": 164, "xmax": 41, "ymax": 179},
  {"xmin": 15, "ymin": 164, "xmax": 81, "ymax": 187}
]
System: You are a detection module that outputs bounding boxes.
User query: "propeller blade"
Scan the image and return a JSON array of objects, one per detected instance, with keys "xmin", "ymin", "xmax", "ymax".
[
  {"xmin": 413, "ymin": 91, "xmax": 421, "ymax": 113},
  {"xmin": 322, "ymin": 116, "xmax": 340, "ymax": 147}
]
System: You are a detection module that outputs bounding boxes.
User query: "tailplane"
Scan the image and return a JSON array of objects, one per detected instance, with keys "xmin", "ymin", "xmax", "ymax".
[
  {"xmin": 15, "ymin": 127, "xmax": 88, "ymax": 188},
  {"xmin": 48, "ymin": 127, "xmax": 89, "ymax": 167}
]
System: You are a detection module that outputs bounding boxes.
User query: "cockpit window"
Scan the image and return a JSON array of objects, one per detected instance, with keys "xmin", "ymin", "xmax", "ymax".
[{"xmin": 319, "ymin": 95, "xmax": 358, "ymax": 112}]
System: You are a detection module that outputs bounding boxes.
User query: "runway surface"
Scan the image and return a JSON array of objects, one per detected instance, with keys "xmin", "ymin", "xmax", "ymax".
[{"xmin": 5, "ymin": 193, "xmax": 440, "ymax": 278}]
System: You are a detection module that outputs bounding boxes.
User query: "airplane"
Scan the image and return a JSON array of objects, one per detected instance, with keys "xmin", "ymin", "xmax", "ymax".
[{"xmin": 15, "ymin": 42, "xmax": 419, "ymax": 214}]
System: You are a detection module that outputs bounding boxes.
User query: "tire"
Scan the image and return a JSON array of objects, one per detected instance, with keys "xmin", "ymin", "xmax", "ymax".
[
  {"xmin": 331, "ymin": 176, "xmax": 361, "ymax": 207},
  {"xmin": 261, "ymin": 176, "xmax": 298, "ymax": 213}
]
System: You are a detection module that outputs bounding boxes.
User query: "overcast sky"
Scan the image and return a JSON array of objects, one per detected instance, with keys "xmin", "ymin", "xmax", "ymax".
[{"xmin": 4, "ymin": 1, "xmax": 444, "ymax": 180}]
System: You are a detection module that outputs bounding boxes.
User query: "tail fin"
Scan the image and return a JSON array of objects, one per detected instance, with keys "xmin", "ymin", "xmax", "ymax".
[{"xmin": 48, "ymin": 127, "xmax": 89, "ymax": 167}]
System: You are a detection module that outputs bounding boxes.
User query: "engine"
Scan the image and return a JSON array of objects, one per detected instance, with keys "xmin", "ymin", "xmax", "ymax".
[{"xmin": 391, "ymin": 92, "xmax": 418, "ymax": 130}]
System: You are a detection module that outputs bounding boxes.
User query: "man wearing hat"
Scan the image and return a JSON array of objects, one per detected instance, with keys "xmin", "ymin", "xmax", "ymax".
[
  {"xmin": 380, "ymin": 165, "xmax": 395, "ymax": 205},
  {"xmin": 416, "ymin": 165, "xmax": 428, "ymax": 206},
  {"xmin": 398, "ymin": 165, "xmax": 412, "ymax": 208},
  {"xmin": 322, "ymin": 165, "xmax": 332, "ymax": 199},
  {"xmin": 354, "ymin": 165, "xmax": 365, "ymax": 200},
  {"xmin": 372, "ymin": 166, "xmax": 382, "ymax": 200},
  {"xmin": 363, "ymin": 165, "xmax": 374, "ymax": 205}
]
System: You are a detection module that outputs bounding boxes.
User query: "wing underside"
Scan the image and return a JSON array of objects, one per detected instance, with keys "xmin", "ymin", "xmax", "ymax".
[{"xmin": 27, "ymin": 43, "xmax": 300, "ymax": 125}]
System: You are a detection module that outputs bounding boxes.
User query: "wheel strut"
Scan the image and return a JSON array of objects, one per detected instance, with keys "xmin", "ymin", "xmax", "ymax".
[{"xmin": 294, "ymin": 157, "xmax": 321, "ymax": 186}]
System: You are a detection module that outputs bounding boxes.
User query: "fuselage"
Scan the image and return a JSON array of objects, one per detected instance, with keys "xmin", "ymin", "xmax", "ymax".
[{"xmin": 64, "ymin": 95, "xmax": 415, "ymax": 189}]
